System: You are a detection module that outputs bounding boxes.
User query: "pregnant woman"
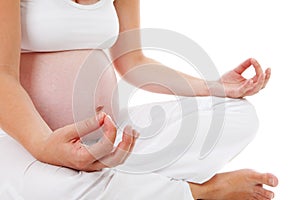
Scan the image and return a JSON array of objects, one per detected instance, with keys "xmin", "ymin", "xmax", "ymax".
[{"xmin": 0, "ymin": 0, "xmax": 278, "ymax": 199}]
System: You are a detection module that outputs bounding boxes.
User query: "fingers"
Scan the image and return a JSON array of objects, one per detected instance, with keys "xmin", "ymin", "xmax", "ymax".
[
  {"xmin": 123, "ymin": 129, "xmax": 139, "ymax": 160},
  {"xmin": 68, "ymin": 115, "xmax": 118, "ymax": 170},
  {"xmin": 87, "ymin": 115, "xmax": 117, "ymax": 159},
  {"xmin": 98, "ymin": 125, "xmax": 138, "ymax": 168},
  {"xmin": 85, "ymin": 160, "xmax": 107, "ymax": 172},
  {"xmin": 237, "ymin": 79, "xmax": 254, "ymax": 96},
  {"xmin": 72, "ymin": 149, "xmax": 108, "ymax": 172},
  {"xmin": 130, "ymin": 129, "xmax": 139, "ymax": 152},
  {"xmin": 235, "ymin": 58, "xmax": 271, "ymax": 97},
  {"xmin": 70, "ymin": 122, "xmax": 138, "ymax": 171},
  {"xmin": 64, "ymin": 112, "xmax": 106, "ymax": 141},
  {"xmin": 234, "ymin": 58, "xmax": 264, "ymax": 82},
  {"xmin": 251, "ymin": 58, "xmax": 264, "ymax": 82},
  {"xmin": 245, "ymin": 67, "xmax": 271, "ymax": 96},
  {"xmin": 102, "ymin": 115, "xmax": 117, "ymax": 140},
  {"xmin": 82, "ymin": 126, "xmax": 139, "ymax": 171},
  {"xmin": 262, "ymin": 68, "xmax": 271, "ymax": 89},
  {"xmin": 244, "ymin": 74, "xmax": 265, "ymax": 96},
  {"xmin": 234, "ymin": 58, "xmax": 252, "ymax": 74}
]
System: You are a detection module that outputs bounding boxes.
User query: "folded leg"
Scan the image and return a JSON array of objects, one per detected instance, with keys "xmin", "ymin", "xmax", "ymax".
[{"xmin": 115, "ymin": 97, "xmax": 259, "ymax": 184}]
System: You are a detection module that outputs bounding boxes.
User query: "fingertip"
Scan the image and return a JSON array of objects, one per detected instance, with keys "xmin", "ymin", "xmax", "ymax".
[
  {"xmin": 132, "ymin": 129, "xmax": 140, "ymax": 138},
  {"xmin": 97, "ymin": 112, "xmax": 106, "ymax": 126},
  {"xmin": 265, "ymin": 73, "xmax": 270, "ymax": 80},
  {"xmin": 251, "ymin": 58, "xmax": 257, "ymax": 64},
  {"xmin": 266, "ymin": 68, "xmax": 272, "ymax": 77}
]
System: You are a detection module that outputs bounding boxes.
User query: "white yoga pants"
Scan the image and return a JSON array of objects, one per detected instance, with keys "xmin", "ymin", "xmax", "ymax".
[{"xmin": 0, "ymin": 97, "xmax": 258, "ymax": 200}]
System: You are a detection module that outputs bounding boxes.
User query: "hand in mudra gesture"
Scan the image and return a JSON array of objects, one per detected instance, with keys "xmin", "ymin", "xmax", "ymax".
[
  {"xmin": 220, "ymin": 58, "xmax": 271, "ymax": 98},
  {"xmin": 37, "ymin": 112, "xmax": 139, "ymax": 171}
]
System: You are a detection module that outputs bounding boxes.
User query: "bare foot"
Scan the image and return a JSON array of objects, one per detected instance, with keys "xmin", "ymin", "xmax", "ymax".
[{"xmin": 189, "ymin": 169, "xmax": 278, "ymax": 200}]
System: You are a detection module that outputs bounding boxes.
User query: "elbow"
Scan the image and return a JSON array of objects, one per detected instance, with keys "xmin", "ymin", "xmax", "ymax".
[
  {"xmin": 0, "ymin": 72, "xmax": 19, "ymax": 84},
  {"xmin": 113, "ymin": 51, "xmax": 146, "ymax": 79},
  {"xmin": 0, "ymin": 66, "xmax": 19, "ymax": 83}
]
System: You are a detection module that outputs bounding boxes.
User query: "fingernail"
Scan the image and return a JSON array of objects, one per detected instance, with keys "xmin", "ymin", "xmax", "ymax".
[
  {"xmin": 96, "ymin": 105, "xmax": 104, "ymax": 113},
  {"xmin": 269, "ymin": 178, "xmax": 275, "ymax": 186}
]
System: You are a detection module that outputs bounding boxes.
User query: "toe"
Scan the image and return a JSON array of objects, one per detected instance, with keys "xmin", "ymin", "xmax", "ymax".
[
  {"xmin": 253, "ymin": 172, "xmax": 279, "ymax": 187},
  {"xmin": 253, "ymin": 186, "xmax": 275, "ymax": 199}
]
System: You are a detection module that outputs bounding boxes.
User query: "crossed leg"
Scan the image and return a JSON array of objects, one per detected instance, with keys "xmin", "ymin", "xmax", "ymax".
[{"xmin": 114, "ymin": 96, "xmax": 278, "ymax": 200}]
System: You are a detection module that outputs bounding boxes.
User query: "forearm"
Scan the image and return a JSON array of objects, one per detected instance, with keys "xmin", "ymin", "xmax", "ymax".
[
  {"xmin": 116, "ymin": 55, "xmax": 212, "ymax": 97},
  {"xmin": 140, "ymin": 59, "xmax": 210, "ymax": 96},
  {"xmin": 0, "ymin": 73, "xmax": 52, "ymax": 157}
]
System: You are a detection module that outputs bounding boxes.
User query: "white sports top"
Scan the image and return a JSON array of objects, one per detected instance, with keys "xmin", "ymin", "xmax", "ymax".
[{"xmin": 20, "ymin": 0, "xmax": 119, "ymax": 52}]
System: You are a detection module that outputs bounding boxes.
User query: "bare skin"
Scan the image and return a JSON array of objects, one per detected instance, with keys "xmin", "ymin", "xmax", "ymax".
[
  {"xmin": 72, "ymin": 0, "xmax": 100, "ymax": 5},
  {"xmin": 0, "ymin": 0, "xmax": 277, "ymax": 199},
  {"xmin": 19, "ymin": 51, "xmax": 278, "ymax": 200},
  {"xmin": 189, "ymin": 169, "xmax": 278, "ymax": 200}
]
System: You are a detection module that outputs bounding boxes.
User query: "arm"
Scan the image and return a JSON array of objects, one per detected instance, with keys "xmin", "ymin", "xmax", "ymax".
[
  {"xmin": 110, "ymin": 0, "xmax": 270, "ymax": 98},
  {"xmin": 0, "ymin": 1, "xmax": 137, "ymax": 171},
  {"xmin": 110, "ymin": 0, "xmax": 208, "ymax": 97},
  {"xmin": 0, "ymin": 0, "xmax": 51, "ymax": 156}
]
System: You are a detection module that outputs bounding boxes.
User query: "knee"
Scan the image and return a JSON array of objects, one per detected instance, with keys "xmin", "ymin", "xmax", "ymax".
[
  {"xmin": 226, "ymin": 99, "xmax": 259, "ymax": 140},
  {"xmin": 240, "ymin": 99, "xmax": 259, "ymax": 132}
]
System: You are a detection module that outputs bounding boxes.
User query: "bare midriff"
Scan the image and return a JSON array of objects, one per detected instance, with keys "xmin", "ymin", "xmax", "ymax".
[
  {"xmin": 20, "ymin": 50, "xmax": 119, "ymax": 130},
  {"xmin": 72, "ymin": 0, "xmax": 100, "ymax": 5}
]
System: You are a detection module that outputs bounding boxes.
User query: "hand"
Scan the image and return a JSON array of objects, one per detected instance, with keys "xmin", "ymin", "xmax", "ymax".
[
  {"xmin": 36, "ymin": 112, "xmax": 139, "ymax": 171},
  {"xmin": 219, "ymin": 58, "xmax": 271, "ymax": 98}
]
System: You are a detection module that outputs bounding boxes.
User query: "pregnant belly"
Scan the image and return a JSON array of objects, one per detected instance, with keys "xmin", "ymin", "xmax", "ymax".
[{"xmin": 20, "ymin": 50, "xmax": 119, "ymax": 130}]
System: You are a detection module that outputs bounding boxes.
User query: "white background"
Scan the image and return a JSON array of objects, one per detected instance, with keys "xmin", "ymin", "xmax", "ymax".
[{"xmin": 130, "ymin": 0, "xmax": 300, "ymax": 199}]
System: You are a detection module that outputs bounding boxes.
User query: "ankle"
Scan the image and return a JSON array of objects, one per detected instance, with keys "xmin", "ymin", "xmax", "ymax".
[{"xmin": 188, "ymin": 182, "xmax": 210, "ymax": 200}]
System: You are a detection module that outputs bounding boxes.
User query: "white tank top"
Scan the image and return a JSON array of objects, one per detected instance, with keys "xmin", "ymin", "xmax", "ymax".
[{"xmin": 20, "ymin": 0, "xmax": 119, "ymax": 52}]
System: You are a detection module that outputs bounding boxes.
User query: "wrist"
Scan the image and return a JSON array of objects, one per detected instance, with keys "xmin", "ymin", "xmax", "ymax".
[
  {"xmin": 206, "ymin": 80, "xmax": 226, "ymax": 97},
  {"xmin": 188, "ymin": 78, "xmax": 209, "ymax": 96},
  {"xmin": 24, "ymin": 129, "xmax": 52, "ymax": 161},
  {"xmin": 191, "ymin": 78, "xmax": 226, "ymax": 97}
]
